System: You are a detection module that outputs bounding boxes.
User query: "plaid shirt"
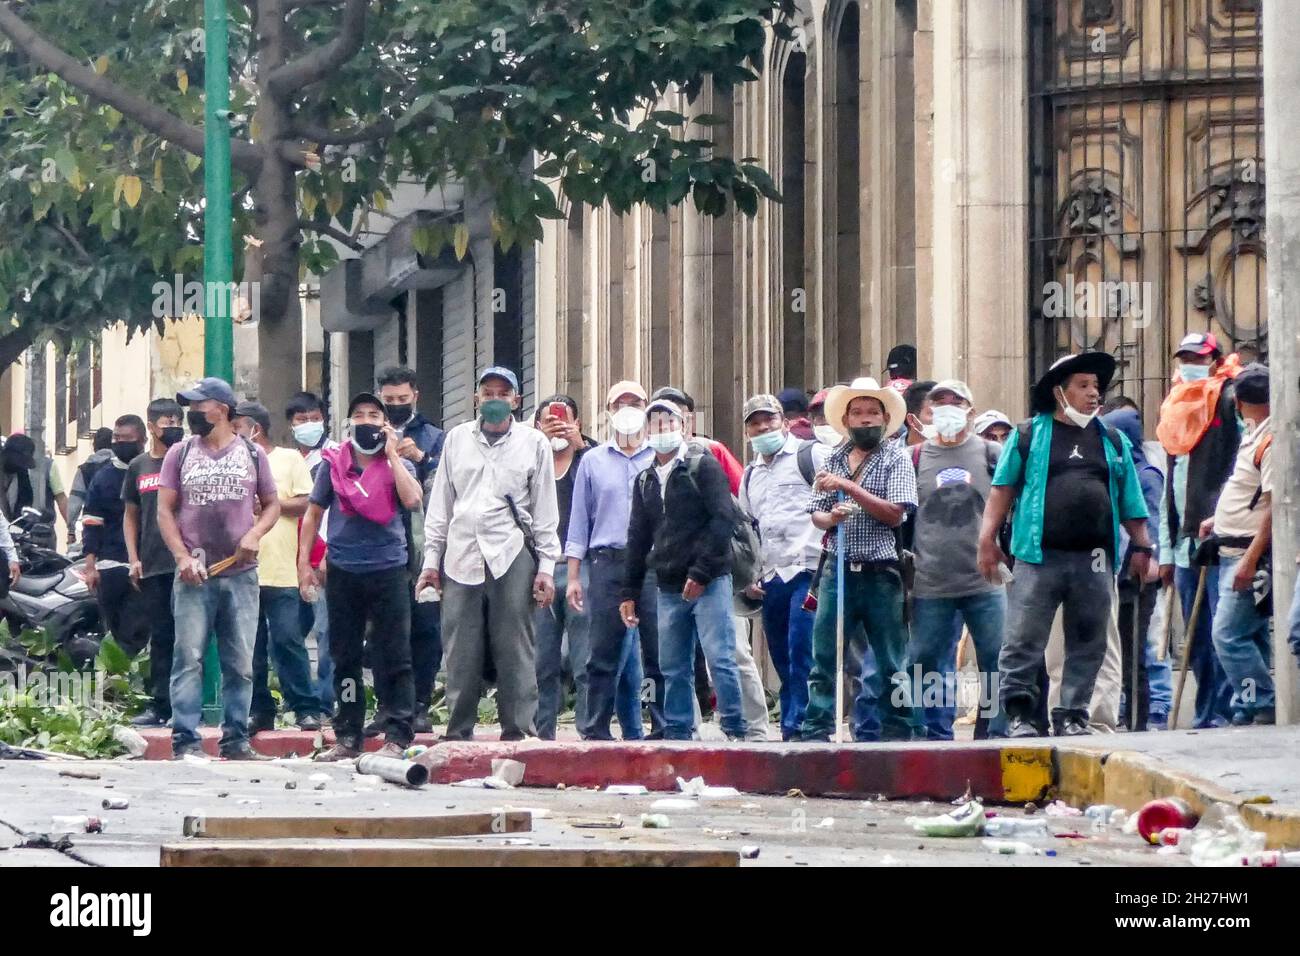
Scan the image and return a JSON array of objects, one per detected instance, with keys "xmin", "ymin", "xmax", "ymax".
[{"xmin": 807, "ymin": 441, "xmax": 918, "ymax": 562}]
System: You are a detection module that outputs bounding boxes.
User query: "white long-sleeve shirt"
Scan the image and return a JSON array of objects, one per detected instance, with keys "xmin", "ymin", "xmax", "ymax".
[
  {"xmin": 0, "ymin": 512, "xmax": 17, "ymax": 564},
  {"xmin": 739, "ymin": 433, "xmax": 824, "ymax": 582},
  {"xmin": 422, "ymin": 419, "xmax": 560, "ymax": 585}
]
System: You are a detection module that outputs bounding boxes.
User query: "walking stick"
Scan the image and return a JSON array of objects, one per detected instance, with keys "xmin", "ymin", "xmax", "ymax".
[
  {"xmin": 1170, "ymin": 565, "xmax": 1209, "ymax": 730},
  {"xmin": 835, "ymin": 493, "xmax": 847, "ymax": 745},
  {"xmin": 1158, "ymin": 584, "xmax": 1174, "ymax": 662}
]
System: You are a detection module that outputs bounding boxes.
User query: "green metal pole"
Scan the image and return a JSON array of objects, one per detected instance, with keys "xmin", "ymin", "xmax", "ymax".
[{"xmin": 200, "ymin": 0, "xmax": 233, "ymax": 726}]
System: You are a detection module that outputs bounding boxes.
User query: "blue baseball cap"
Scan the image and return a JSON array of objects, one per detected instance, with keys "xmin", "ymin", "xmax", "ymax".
[
  {"xmin": 477, "ymin": 366, "xmax": 519, "ymax": 392},
  {"xmin": 177, "ymin": 377, "xmax": 238, "ymax": 409}
]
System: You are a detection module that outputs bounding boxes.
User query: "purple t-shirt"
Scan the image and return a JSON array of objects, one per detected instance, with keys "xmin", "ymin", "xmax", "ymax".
[{"xmin": 160, "ymin": 435, "xmax": 277, "ymax": 574}]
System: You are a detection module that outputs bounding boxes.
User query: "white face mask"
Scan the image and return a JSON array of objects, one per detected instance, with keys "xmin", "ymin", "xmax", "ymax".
[
  {"xmin": 932, "ymin": 405, "xmax": 969, "ymax": 441},
  {"xmin": 814, "ymin": 424, "xmax": 842, "ymax": 447},
  {"xmin": 1056, "ymin": 386, "xmax": 1098, "ymax": 428},
  {"xmin": 647, "ymin": 430, "xmax": 682, "ymax": 454},
  {"xmin": 610, "ymin": 406, "xmax": 646, "ymax": 436},
  {"xmin": 549, "ymin": 436, "xmax": 570, "ymax": 452}
]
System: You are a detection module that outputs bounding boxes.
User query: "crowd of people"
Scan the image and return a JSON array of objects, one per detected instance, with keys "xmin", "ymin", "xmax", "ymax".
[{"xmin": 7, "ymin": 334, "xmax": 1299, "ymax": 758}]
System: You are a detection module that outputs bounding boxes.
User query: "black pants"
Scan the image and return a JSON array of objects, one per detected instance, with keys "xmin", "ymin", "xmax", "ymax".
[
  {"xmin": 326, "ymin": 563, "xmax": 414, "ymax": 748},
  {"xmin": 580, "ymin": 550, "xmax": 665, "ymax": 740},
  {"xmin": 140, "ymin": 574, "xmax": 175, "ymax": 719},
  {"xmin": 1119, "ymin": 581, "xmax": 1159, "ymax": 732},
  {"xmin": 98, "ymin": 565, "xmax": 152, "ymax": 659}
]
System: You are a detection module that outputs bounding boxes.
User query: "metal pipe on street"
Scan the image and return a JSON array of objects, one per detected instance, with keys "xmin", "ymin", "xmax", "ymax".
[{"xmin": 356, "ymin": 754, "xmax": 429, "ymax": 787}]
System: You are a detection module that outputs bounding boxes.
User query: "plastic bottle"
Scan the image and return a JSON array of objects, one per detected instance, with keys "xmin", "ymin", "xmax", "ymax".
[
  {"xmin": 51, "ymin": 815, "xmax": 104, "ymax": 834},
  {"xmin": 982, "ymin": 839, "xmax": 1056, "ymax": 856},
  {"xmin": 983, "ymin": 817, "xmax": 1049, "ymax": 838},
  {"xmin": 1136, "ymin": 797, "xmax": 1199, "ymax": 844}
]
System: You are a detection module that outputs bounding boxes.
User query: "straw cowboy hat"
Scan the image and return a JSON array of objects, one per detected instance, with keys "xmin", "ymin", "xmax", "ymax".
[{"xmin": 822, "ymin": 377, "xmax": 908, "ymax": 438}]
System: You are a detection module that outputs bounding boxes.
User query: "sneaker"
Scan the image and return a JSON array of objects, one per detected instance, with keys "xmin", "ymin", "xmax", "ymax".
[
  {"xmin": 220, "ymin": 742, "xmax": 271, "ymax": 761},
  {"xmin": 375, "ymin": 741, "xmax": 407, "ymax": 759},
  {"xmin": 1149, "ymin": 712, "xmax": 1169, "ymax": 731},
  {"xmin": 363, "ymin": 713, "xmax": 389, "ymax": 738},
  {"xmin": 1006, "ymin": 716, "xmax": 1040, "ymax": 739},
  {"xmin": 172, "ymin": 743, "xmax": 208, "ymax": 761},
  {"xmin": 296, "ymin": 715, "xmax": 322, "ymax": 732},
  {"xmin": 1057, "ymin": 717, "xmax": 1091, "ymax": 737},
  {"xmin": 412, "ymin": 711, "xmax": 434, "ymax": 735},
  {"xmin": 130, "ymin": 708, "xmax": 167, "ymax": 728},
  {"xmin": 1230, "ymin": 711, "xmax": 1253, "ymax": 727},
  {"xmin": 315, "ymin": 740, "xmax": 362, "ymax": 761}
]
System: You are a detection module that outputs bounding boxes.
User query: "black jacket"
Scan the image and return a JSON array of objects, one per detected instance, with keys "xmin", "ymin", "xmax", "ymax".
[
  {"xmin": 623, "ymin": 450, "xmax": 735, "ymax": 600},
  {"xmin": 402, "ymin": 412, "xmax": 446, "ymax": 484},
  {"xmin": 1165, "ymin": 383, "xmax": 1241, "ymax": 550}
]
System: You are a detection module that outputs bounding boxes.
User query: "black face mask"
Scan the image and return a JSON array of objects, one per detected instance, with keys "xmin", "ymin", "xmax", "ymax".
[
  {"xmin": 352, "ymin": 423, "xmax": 385, "ymax": 454},
  {"xmin": 384, "ymin": 403, "xmax": 414, "ymax": 427},
  {"xmin": 849, "ymin": 425, "xmax": 885, "ymax": 451},
  {"xmin": 112, "ymin": 441, "xmax": 143, "ymax": 464},
  {"xmin": 187, "ymin": 410, "xmax": 216, "ymax": 438},
  {"xmin": 159, "ymin": 426, "xmax": 185, "ymax": 447}
]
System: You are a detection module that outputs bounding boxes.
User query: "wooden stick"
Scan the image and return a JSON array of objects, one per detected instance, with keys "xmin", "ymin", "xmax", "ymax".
[
  {"xmin": 162, "ymin": 842, "xmax": 740, "ymax": 867},
  {"xmin": 183, "ymin": 811, "xmax": 531, "ymax": 840},
  {"xmin": 1171, "ymin": 565, "xmax": 1208, "ymax": 730}
]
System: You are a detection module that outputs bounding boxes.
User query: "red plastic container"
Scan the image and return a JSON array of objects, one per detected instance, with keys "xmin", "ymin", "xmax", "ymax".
[{"xmin": 1137, "ymin": 798, "xmax": 1199, "ymax": 845}]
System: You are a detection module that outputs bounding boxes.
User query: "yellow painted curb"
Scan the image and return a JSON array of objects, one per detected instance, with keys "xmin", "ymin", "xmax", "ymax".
[{"xmin": 998, "ymin": 746, "xmax": 1054, "ymax": 803}]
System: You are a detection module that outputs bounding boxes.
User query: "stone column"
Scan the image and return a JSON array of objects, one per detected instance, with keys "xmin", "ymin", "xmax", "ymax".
[
  {"xmin": 930, "ymin": 0, "xmax": 1028, "ymax": 415},
  {"xmin": 1263, "ymin": 0, "xmax": 1300, "ymax": 724}
]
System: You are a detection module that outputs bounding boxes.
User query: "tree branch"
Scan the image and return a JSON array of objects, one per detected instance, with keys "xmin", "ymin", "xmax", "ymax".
[
  {"xmin": 299, "ymin": 218, "xmax": 363, "ymax": 251},
  {"xmin": 50, "ymin": 222, "xmax": 91, "ymax": 262},
  {"xmin": 295, "ymin": 115, "xmax": 394, "ymax": 146},
  {"xmin": 0, "ymin": 2, "xmax": 265, "ymax": 175},
  {"xmin": 268, "ymin": 0, "xmax": 368, "ymax": 97}
]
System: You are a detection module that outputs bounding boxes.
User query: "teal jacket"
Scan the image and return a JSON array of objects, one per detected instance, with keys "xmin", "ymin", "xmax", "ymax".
[{"xmin": 992, "ymin": 413, "xmax": 1149, "ymax": 573}]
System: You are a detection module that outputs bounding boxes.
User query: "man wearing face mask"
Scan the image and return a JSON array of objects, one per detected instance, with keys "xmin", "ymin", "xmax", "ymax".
[
  {"xmin": 906, "ymin": 381, "xmax": 1006, "ymax": 740},
  {"xmin": 377, "ymin": 366, "xmax": 445, "ymax": 483},
  {"xmin": 285, "ymin": 392, "xmax": 339, "ymax": 716},
  {"xmin": 160, "ymin": 377, "xmax": 281, "ymax": 760},
  {"xmin": 0, "ymin": 434, "xmax": 68, "ymax": 552},
  {"xmin": 798, "ymin": 378, "xmax": 917, "ymax": 741},
  {"xmin": 121, "ymin": 399, "xmax": 185, "ymax": 727},
  {"xmin": 738, "ymin": 394, "xmax": 821, "ymax": 739},
  {"xmin": 898, "ymin": 380, "xmax": 937, "ymax": 449},
  {"xmin": 235, "ymin": 402, "xmax": 322, "ymax": 734},
  {"xmin": 299, "ymin": 392, "xmax": 425, "ymax": 759},
  {"xmin": 566, "ymin": 381, "xmax": 665, "ymax": 740},
  {"xmin": 418, "ymin": 367, "xmax": 561, "ymax": 741},
  {"xmin": 1155, "ymin": 332, "xmax": 1240, "ymax": 728},
  {"xmin": 67, "ymin": 428, "xmax": 114, "ymax": 548},
  {"xmin": 622, "ymin": 399, "xmax": 747, "ymax": 740},
  {"xmin": 978, "ymin": 353, "xmax": 1153, "ymax": 737},
  {"xmin": 82, "ymin": 414, "xmax": 153, "ymax": 673}
]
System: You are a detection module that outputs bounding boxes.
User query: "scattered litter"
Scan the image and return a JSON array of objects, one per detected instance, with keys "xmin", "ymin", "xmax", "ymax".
[
  {"xmin": 1241, "ymin": 851, "xmax": 1300, "ymax": 867},
  {"xmin": 650, "ymin": 798, "xmax": 698, "ymax": 811},
  {"xmin": 556, "ymin": 783, "xmax": 566, "ymax": 790},
  {"xmin": 19, "ymin": 833, "xmax": 75, "ymax": 850},
  {"xmin": 308, "ymin": 772, "xmax": 330, "ymax": 783},
  {"xmin": 814, "ymin": 818, "xmax": 835, "ymax": 830},
  {"xmin": 951, "ymin": 780, "xmax": 973, "ymax": 805},
  {"xmin": 284, "ymin": 781, "xmax": 297, "ymax": 790},
  {"xmin": 906, "ymin": 800, "xmax": 985, "ymax": 837},
  {"xmin": 313, "ymin": 782, "xmax": 327, "ymax": 791},
  {"xmin": 1043, "ymin": 800, "xmax": 1082, "ymax": 817},
  {"xmin": 1136, "ymin": 797, "xmax": 1198, "ymax": 844},
  {"xmin": 491, "ymin": 758, "xmax": 526, "ymax": 787},
  {"xmin": 879, "ymin": 854, "xmax": 901, "ymax": 866},
  {"xmin": 249, "ymin": 779, "xmax": 261, "ymax": 784},
  {"xmin": 702, "ymin": 828, "xmax": 735, "ymax": 836},
  {"xmin": 983, "ymin": 817, "xmax": 1048, "ymax": 838},
  {"xmin": 500, "ymin": 838, "xmax": 533, "ymax": 846},
  {"xmin": 51, "ymin": 815, "xmax": 103, "ymax": 834},
  {"xmin": 1053, "ymin": 831, "xmax": 1089, "ymax": 840},
  {"xmin": 1083, "ymin": 804, "xmax": 1119, "ymax": 825},
  {"xmin": 236, "ymin": 799, "xmax": 259, "ymax": 806},
  {"xmin": 740, "ymin": 846, "xmax": 760, "ymax": 859},
  {"xmin": 404, "ymin": 745, "xmax": 429, "ymax": 760},
  {"xmin": 605, "ymin": 784, "xmax": 649, "ymax": 796},
  {"xmin": 983, "ymin": 839, "xmax": 1055, "ymax": 857},
  {"xmin": 182, "ymin": 753, "xmax": 211, "ymax": 765},
  {"xmin": 571, "ymin": 816, "xmax": 624, "ymax": 829},
  {"xmin": 640, "ymin": 814, "xmax": 671, "ymax": 829},
  {"xmin": 112, "ymin": 726, "xmax": 149, "ymax": 758},
  {"xmin": 217, "ymin": 792, "xmax": 229, "ymax": 798},
  {"xmin": 785, "ymin": 789, "xmax": 806, "ymax": 799},
  {"xmin": 1157, "ymin": 827, "xmax": 1194, "ymax": 847},
  {"xmin": 1023, "ymin": 802, "xmax": 1038, "ymax": 815},
  {"xmin": 492, "ymin": 806, "xmax": 552, "ymax": 819},
  {"xmin": 449, "ymin": 777, "xmax": 514, "ymax": 789},
  {"xmin": 676, "ymin": 776, "xmax": 742, "ymax": 798},
  {"xmin": 741, "ymin": 803, "xmax": 761, "ymax": 810},
  {"xmin": 58, "ymin": 769, "xmax": 101, "ymax": 780},
  {"xmin": 101, "ymin": 798, "xmax": 129, "ymax": 811}
]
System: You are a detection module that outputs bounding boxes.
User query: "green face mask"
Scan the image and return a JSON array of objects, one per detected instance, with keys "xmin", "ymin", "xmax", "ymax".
[{"xmin": 479, "ymin": 399, "xmax": 513, "ymax": 425}]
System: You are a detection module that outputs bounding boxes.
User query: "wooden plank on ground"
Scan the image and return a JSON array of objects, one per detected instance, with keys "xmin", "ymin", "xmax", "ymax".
[
  {"xmin": 161, "ymin": 841, "xmax": 740, "ymax": 867},
  {"xmin": 182, "ymin": 811, "xmax": 531, "ymax": 840}
]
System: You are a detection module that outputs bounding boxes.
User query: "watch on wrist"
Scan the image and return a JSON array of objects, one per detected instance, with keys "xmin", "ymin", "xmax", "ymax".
[{"xmin": 1131, "ymin": 545, "xmax": 1154, "ymax": 555}]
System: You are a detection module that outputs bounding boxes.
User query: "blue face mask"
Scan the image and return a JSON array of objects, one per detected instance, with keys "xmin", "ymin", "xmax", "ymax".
[
  {"xmin": 749, "ymin": 430, "xmax": 786, "ymax": 456},
  {"xmin": 293, "ymin": 421, "xmax": 325, "ymax": 448},
  {"xmin": 1179, "ymin": 363, "xmax": 1211, "ymax": 382}
]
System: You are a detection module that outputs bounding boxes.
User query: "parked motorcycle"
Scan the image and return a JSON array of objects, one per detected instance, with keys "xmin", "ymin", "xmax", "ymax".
[{"xmin": 0, "ymin": 508, "xmax": 102, "ymax": 669}]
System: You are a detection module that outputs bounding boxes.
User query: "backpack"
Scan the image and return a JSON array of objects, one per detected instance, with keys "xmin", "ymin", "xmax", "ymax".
[
  {"xmin": 740, "ymin": 439, "xmax": 818, "ymax": 502},
  {"xmin": 639, "ymin": 452, "xmax": 760, "ymax": 593}
]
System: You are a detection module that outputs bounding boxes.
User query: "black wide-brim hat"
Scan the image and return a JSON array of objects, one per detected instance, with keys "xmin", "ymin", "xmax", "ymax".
[{"xmin": 1030, "ymin": 352, "xmax": 1117, "ymax": 415}]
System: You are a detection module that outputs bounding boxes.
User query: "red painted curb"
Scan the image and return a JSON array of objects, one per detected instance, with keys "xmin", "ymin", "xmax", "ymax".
[
  {"xmin": 136, "ymin": 728, "xmax": 440, "ymax": 760},
  {"xmin": 414, "ymin": 740, "xmax": 1010, "ymax": 801}
]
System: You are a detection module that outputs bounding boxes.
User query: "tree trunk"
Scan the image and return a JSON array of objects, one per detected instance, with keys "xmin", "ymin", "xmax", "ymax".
[{"xmin": 0, "ymin": 326, "xmax": 39, "ymax": 379}]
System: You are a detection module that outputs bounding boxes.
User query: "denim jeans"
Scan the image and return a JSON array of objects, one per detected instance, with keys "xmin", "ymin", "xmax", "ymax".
[
  {"xmin": 1145, "ymin": 593, "xmax": 1173, "ymax": 721},
  {"xmin": 582, "ymin": 552, "xmax": 663, "ymax": 739},
  {"xmin": 170, "ymin": 568, "xmax": 261, "ymax": 752},
  {"xmin": 759, "ymin": 571, "xmax": 815, "ymax": 740},
  {"xmin": 1175, "ymin": 564, "xmax": 1233, "ymax": 727},
  {"xmin": 535, "ymin": 562, "xmax": 591, "ymax": 739},
  {"xmin": 251, "ymin": 586, "xmax": 322, "ymax": 722},
  {"xmin": 1288, "ymin": 572, "xmax": 1300, "ymax": 669},
  {"xmin": 307, "ymin": 592, "xmax": 334, "ymax": 714},
  {"xmin": 616, "ymin": 626, "xmax": 645, "ymax": 739},
  {"xmin": 1211, "ymin": 554, "xmax": 1274, "ymax": 718},
  {"xmin": 910, "ymin": 589, "xmax": 1007, "ymax": 740},
  {"xmin": 802, "ymin": 563, "xmax": 914, "ymax": 741},
  {"xmin": 657, "ymin": 575, "xmax": 745, "ymax": 739}
]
